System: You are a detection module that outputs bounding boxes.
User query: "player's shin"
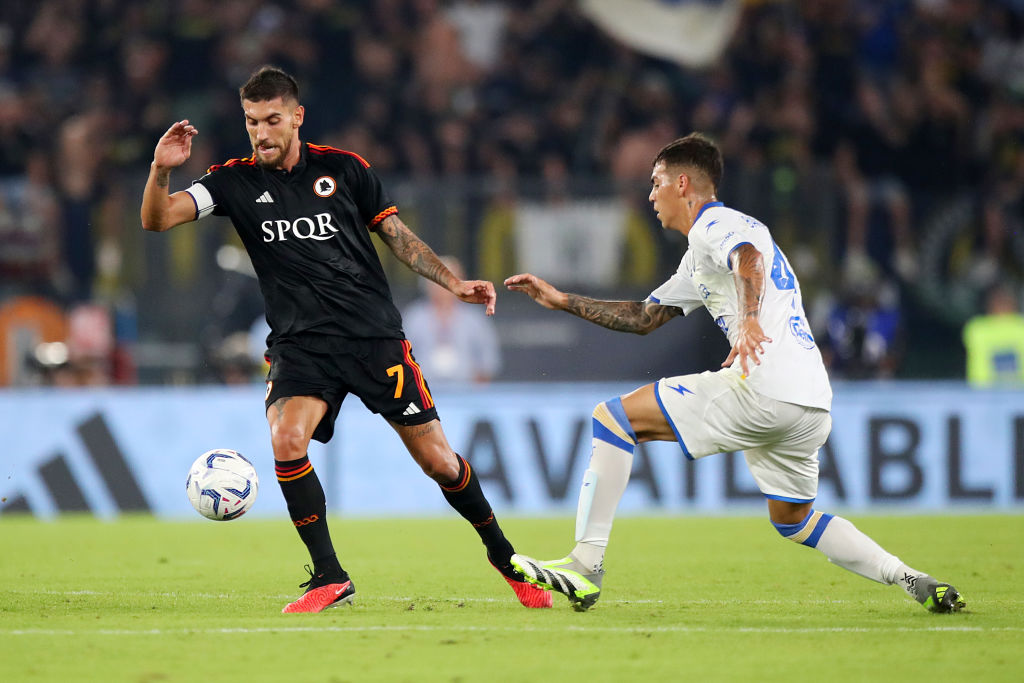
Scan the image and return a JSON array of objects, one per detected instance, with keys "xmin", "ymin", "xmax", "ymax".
[
  {"xmin": 275, "ymin": 455, "xmax": 345, "ymax": 578},
  {"xmin": 773, "ymin": 510, "xmax": 903, "ymax": 584},
  {"xmin": 571, "ymin": 399, "xmax": 637, "ymax": 573},
  {"xmin": 439, "ymin": 454, "xmax": 515, "ymax": 566},
  {"xmin": 773, "ymin": 509, "xmax": 967, "ymax": 610}
]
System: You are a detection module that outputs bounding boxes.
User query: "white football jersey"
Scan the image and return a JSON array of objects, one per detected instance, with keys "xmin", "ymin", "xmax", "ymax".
[{"xmin": 649, "ymin": 202, "xmax": 832, "ymax": 410}]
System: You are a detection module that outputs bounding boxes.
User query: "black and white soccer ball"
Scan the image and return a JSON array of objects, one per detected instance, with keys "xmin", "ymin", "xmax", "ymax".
[{"xmin": 185, "ymin": 449, "xmax": 259, "ymax": 521}]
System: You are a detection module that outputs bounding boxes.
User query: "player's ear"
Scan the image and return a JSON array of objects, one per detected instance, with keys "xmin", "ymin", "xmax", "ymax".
[
  {"xmin": 293, "ymin": 105, "xmax": 305, "ymax": 128},
  {"xmin": 676, "ymin": 172, "xmax": 689, "ymax": 196}
]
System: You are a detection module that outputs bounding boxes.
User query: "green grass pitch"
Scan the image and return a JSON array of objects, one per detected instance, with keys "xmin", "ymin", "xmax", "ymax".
[{"xmin": 2, "ymin": 514, "xmax": 1022, "ymax": 682}]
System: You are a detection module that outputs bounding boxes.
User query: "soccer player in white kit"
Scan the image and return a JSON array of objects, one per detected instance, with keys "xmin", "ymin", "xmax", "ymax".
[{"xmin": 504, "ymin": 133, "xmax": 965, "ymax": 613}]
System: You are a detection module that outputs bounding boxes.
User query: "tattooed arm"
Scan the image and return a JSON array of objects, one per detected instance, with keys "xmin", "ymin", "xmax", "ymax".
[
  {"xmin": 722, "ymin": 243, "xmax": 773, "ymax": 375},
  {"xmin": 375, "ymin": 214, "xmax": 454, "ymax": 286},
  {"xmin": 376, "ymin": 213, "xmax": 496, "ymax": 315},
  {"xmin": 565, "ymin": 295, "xmax": 683, "ymax": 335},
  {"xmin": 504, "ymin": 273, "xmax": 682, "ymax": 335}
]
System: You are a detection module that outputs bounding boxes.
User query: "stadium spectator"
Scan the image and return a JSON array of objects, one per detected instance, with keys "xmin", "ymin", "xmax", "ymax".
[
  {"xmin": 446, "ymin": 0, "xmax": 510, "ymax": 72},
  {"xmin": 834, "ymin": 77, "xmax": 915, "ymax": 282},
  {"xmin": 402, "ymin": 255, "xmax": 501, "ymax": 384},
  {"xmin": 0, "ymin": 150, "xmax": 63, "ymax": 300},
  {"xmin": 963, "ymin": 283, "xmax": 1024, "ymax": 387},
  {"xmin": 0, "ymin": 84, "xmax": 34, "ymax": 181},
  {"xmin": 476, "ymin": 153, "xmax": 520, "ymax": 282},
  {"xmin": 56, "ymin": 109, "xmax": 109, "ymax": 302},
  {"xmin": 62, "ymin": 302, "xmax": 116, "ymax": 386},
  {"xmin": 818, "ymin": 269, "xmax": 904, "ymax": 379},
  {"xmin": 964, "ymin": 199, "xmax": 1024, "ymax": 297}
]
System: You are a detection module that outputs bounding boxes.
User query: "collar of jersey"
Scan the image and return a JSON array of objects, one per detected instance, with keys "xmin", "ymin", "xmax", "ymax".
[
  {"xmin": 270, "ymin": 141, "xmax": 308, "ymax": 177},
  {"xmin": 693, "ymin": 200, "xmax": 724, "ymax": 226}
]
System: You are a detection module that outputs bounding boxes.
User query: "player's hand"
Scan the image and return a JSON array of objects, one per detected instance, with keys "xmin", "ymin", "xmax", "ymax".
[
  {"xmin": 153, "ymin": 120, "xmax": 198, "ymax": 170},
  {"xmin": 452, "ymin": 279, "xmax": 497, "ymax": 316},
  {"xmin": 722, "ymin": 317, "xmax": 772, "ymax": 378},
  {"xmin": 504, "ymin": 273, "xmax": 568, "ymax": 310}
]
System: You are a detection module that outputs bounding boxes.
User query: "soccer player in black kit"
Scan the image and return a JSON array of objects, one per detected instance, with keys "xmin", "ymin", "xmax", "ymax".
[{"xmin": 141, "ymin": 65, "xmax": 551, "ymax": 612}]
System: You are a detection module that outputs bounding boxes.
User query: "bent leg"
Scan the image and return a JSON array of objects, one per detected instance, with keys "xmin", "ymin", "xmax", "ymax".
[
  {"xmin": 512, "ymin": 385, "xmax": 673, "ymax": 610},
  {"xmin": 392, "ymin": 418, "xmax": 552, "ymax": 607},
  {"xmin": 620, "ymin": 383, "xmax": 678, "ymax": 443},
  {"xmin": 771, "ymin": 501, "xmax": 908, "ymax": 588},
  {"xmin": 267, "ymin": 395, "xmax": 327, "ymax": 461},
  {"xmin": 266, "ymin": 396, "xmax": 344, "ymax": 577},
  {"xmin": 571, "ymin": 384, "xmax": 673, "ymax": 572},
  {"xmin": 392, "ymin": 419, "xmax": 513, "ymax": 565},
  {"xmin": 769, "ymin": 498, "xmax": 904, "ymax": 584},
  {"xmin": 768, "ymin": 499, "xmax": 964, "ymax": 611},
  {"xmin": 391, "ymin": 418, "xmax": 460, "ymax": 482}
]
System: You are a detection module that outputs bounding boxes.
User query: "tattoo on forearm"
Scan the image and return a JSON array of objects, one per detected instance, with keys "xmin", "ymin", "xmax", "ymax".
[
  {"xmin": 733, "ymin": 245, "xmax": 766, "ymax": 320},
  {"xmin": 156, "ymin": 169, "xmax": 170, "ymax": 189},
  {"xmin": 565, "ymin": 295, "xmax": 680, "ymax": 334},
  {"xmin": 377, "ymin": 215, "xmax": 450, "ymax": 287}
]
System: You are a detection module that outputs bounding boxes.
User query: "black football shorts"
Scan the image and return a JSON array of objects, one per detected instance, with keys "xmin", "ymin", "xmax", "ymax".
[{"xmin": 264, "ymin": 338, "xmax": 438, "ymax": 443}]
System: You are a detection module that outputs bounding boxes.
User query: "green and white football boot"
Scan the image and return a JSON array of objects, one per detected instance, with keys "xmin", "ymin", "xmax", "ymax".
[{"xmin": 511, "ymin": 553, "xmax": 603, "ymax": 612}]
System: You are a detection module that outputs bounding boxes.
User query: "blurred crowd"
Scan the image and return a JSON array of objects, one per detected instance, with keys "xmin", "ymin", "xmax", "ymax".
[{"xmin": 0, "ymin": 0, "xmax": 1022, "ymax": 386}]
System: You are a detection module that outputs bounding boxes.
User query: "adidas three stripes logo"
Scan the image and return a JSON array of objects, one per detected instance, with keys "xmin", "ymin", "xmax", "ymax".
[{"xmin": 1, "ymin": 413, "xmax": 150, "ymax": 516}]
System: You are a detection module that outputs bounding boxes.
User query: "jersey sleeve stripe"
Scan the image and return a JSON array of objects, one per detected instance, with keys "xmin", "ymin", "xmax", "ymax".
[
  {"xmin": 368, "ymin": 205, "xmax": 398, "ymax": 229},
  {"xmin": 205, "ymin": 157, "xmax": 255, "ymax": 174},
  {"xmin": 307, "ymin": 144, "xmax": 371, "ymax": 168},
  {"xmin": 401, "ymin": 340, "xmax": 434, "ymax": 409}
]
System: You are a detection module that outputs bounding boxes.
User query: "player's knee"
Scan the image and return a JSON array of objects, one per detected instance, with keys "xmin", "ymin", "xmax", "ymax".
[
  {"xmin": 269, "ymin": 422, "xmax": 310, "ymax": 460},
  {"xmin": 592, "ymin": 398, "xmax": 637, "ymax": 451},
  {"xmin": 418, "ymin": 450, "xmax": 460, "ymax": 483},
  {"xmin": 771, "ymin": 509, "xmax": 834, "ymax": 548},
  {"xmin": 422, "ymin": 459, "xmax": 459, "ymax": 483}
]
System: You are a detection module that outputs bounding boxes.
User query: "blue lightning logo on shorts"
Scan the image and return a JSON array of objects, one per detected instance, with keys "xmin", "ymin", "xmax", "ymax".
[{"xmin": 669, "ymin": 384, "xmax": 694, "ymax": 396}]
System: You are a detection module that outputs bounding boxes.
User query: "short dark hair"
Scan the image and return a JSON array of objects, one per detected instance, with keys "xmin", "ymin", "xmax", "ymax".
[
  {"xmin": 653, "ymin": 133, "xmax": 723, "ymax": 190},
  {"xmin": 239, "ymin": 65, "xmax": 299, "ymax": 104}
]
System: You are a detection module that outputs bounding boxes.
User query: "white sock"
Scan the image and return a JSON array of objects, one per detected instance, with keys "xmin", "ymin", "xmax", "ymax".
[
  {"xmin": 775, "ymin": 511, "xmax": 916, "ymax": 591},
  {"xmin": 571, "ymin": 399, "xmax": 636, "ymax": 573},
  {"xmin": 891, "ymin": 565, "xmax": 934, "ymax": 601},
  {"xmin": 813, "ymin": 515, "xmax": 905, "ymax": 584}
]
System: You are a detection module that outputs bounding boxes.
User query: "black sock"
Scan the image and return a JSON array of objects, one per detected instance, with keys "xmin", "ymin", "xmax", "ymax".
[
  {"xmin": 275, "ymin": 455, "xmax": 345, "ymax": 578},
  {"xmin": 439, "ymin": 454, "xmax": 516, "ymax": 573}
]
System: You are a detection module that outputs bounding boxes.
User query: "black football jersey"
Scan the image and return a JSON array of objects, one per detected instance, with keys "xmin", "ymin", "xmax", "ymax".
[{"xmin": 188, "ymin": 142, "xmax": 404, "ymax": 349}]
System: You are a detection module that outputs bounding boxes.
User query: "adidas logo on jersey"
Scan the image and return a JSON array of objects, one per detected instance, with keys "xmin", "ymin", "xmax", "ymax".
[
  {"xmin": 402, "ymin": 403, "xmax": 421, "ymax": 416},
  {"xmin": 255, "ymin": 191, "xmax": 274, "ymax": 204}
]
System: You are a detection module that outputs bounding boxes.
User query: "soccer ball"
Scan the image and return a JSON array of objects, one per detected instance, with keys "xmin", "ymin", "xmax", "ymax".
[{"xmin": 186, "ymin": 449, "xmax": 259, "ymax": 521}]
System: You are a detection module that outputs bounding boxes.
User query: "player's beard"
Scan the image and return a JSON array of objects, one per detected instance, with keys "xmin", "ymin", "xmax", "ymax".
[{"xmin": 254, "ymin": 143, "xmax": 283, "ymax": 168}]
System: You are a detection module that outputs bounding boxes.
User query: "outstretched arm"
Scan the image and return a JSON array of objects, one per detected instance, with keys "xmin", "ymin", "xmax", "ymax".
[
  {"xmin": 141, "ymin": 120, "xmax": 202, "ymax": 232},
  {"xmin": 376, "ymin": 214, "xmax": 496, "ymax": 315},
  {"xmin": 722, "ymin": 243, "xmax": 773, "ymax": 375},
  {"xmin": 504, "ymin": 273, "xmax": 681, "ymax": 335}
]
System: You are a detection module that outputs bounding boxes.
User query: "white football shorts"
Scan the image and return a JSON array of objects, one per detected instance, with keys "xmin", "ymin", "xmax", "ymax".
[{"xmin": 654, "ymin": 368, "xmax": 831, "ymax": 502}]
